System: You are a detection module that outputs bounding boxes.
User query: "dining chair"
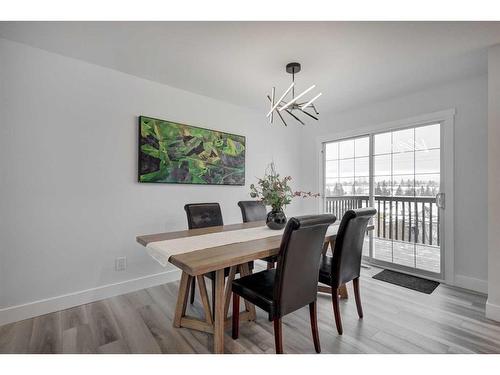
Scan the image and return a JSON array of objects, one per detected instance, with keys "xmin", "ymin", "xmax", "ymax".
[
  {"xmin": 184, "ymin": 202, "xmax": 223, "ymax": 230},
  {"xmin": 184, "ymin": 202, "xmax": 223, "ymax": 308},
  {"xmin": 237, "ymin": 200, "xmax": 278, "ymax": 269},
  {"xmin": 231, "ymin": 214, "xmax": 336, "ymax": 354},
  {"xmin": 318, "ymin": 207, "xmax": 376, "ymax": 335},
  {"xmin": 184, "ymin": 203, "xmax": 253, "ymax": 315},
  {"xmin": 237, "ymin": 200, "xmax": 267, "ymax": 223}
]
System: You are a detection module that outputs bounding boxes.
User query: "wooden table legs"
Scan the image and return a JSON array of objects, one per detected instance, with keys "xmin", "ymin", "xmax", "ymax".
[
  {"xmin": 318, "ymin": 284, "xmax": 348, "ymax": 299},
  {"xmin": 173, "ymin": 272, "xmax": 191, "ymax": 328},
  {"xmin": 196, "ymin": 275, "xmax": 213, "ymax": 324},
  {"xmin": 321, "ymin": 241, "xmax": 330, "ymax": 255},
  {"xmin": 223, "ymin": 266, "xmax": 238, "ymax": 319},
  {"xmin": 213, "ymin": 269, "xmax": 225, "ymax": 354},
  {"xmin": 173, "ymin": 264, "xmax": 257, "ymax": 354},
  {"xmin": 338, "ymin": 284, "xmax": 349, "ymax": 299}
]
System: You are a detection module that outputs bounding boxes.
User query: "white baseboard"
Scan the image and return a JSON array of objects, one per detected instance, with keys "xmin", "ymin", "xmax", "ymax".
[
  {"xmin": 0, "ymin": 269, "xmax": 182, "ymax": 326},
  {"xmin": 0, "ymin": 269, "xmax": 489, "ymax": 326},
  {"xmin": 453, "ymin": 274, "xmax": 488, "ymax": 294},
  {"xmin": 486, "ymin": 300, "xmax": 500, "ymax": 322}
]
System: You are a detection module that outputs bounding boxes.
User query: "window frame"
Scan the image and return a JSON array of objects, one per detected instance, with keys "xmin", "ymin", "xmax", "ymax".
[{"xmin": 316, "ymin": 109, "xmax": 455, "ymax": 284}]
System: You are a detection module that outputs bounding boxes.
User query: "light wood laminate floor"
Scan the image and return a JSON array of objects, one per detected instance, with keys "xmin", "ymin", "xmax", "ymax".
[{"xmin": 1, "ymin": 265, "xmax": 499, "ymax": 354}]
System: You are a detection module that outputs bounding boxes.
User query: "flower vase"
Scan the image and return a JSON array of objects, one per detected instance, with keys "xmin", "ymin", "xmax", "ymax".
[{"xmin": 266, "ymin": 208, "xmax": 287, "ymax": 230}]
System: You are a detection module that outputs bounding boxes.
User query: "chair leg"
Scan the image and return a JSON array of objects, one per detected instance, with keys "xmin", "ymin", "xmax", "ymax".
[
  {"xmin": 309, "ymin": 301, "xmax": 321, "ymax": 353},
  {"xmin": 331, "ymin": 289, "xmax": 343, "ymax": 335},
  {"xmin": 353, "ymin": 277, "xmax": 363, "ymax": 319},
  {"xmin": 189, "ymin": 276, "xmax": 196, "ymax": 304},
  {"xmin": 232, "ymin": 293, "xmax": 240, "ymax": 339},
  {"xmin": 273, "ymin": 318, "xmax": 283, "ymax": 354}
]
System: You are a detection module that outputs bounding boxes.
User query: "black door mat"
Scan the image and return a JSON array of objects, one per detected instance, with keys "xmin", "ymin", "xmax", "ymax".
[{"xmin": 372, "ymin": 269, "xmax": 440, "ymax": 294}]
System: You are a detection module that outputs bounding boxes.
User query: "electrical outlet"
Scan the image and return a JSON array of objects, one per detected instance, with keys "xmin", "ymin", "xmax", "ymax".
[{"xmin": 115, "ymin": 257, "xmax": 127, "ymax": 271}]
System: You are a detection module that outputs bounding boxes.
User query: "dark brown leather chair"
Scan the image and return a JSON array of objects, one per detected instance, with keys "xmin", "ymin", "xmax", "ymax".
[
  {"xmin": 237, "ymin": 200, "xmax": 266, "ymax": 223},
  {"xmin": 231, "ymin": 214, "xmax": 336, "ymax": 354},
  {"xmin": 184, "ymin": 203, "xmax": 253, "ymax": 312},
  {"xmin": 184, "ymin": 202, "xmax": 223, "ymax": 229},
  {"xmin": 237, "ymin": 200, "xmax": 277, "ymax": 269},
  {"xmin": 318, "ymin": 207, "xmax": 376, "ymax": 335}
]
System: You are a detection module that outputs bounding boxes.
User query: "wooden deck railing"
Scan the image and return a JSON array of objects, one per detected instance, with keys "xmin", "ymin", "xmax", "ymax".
[{"xmin": 325, "ymin": 195, "xmax": 440, "ymax": 246}]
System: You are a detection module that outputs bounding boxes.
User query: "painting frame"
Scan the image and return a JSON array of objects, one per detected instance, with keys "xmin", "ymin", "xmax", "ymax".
[{"xmin": 138, "ymin": 115, "xmax": 246, "ymax": 186}]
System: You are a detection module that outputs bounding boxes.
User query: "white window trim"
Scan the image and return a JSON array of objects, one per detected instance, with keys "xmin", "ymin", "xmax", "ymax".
[{"xmin": 315, "ymin": 108, "xmax": 455, "ymax": 285}]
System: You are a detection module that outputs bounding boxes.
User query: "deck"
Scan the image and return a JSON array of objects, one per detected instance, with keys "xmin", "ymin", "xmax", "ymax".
[
  {"xmin": 326, "ymin": 195, "xmax": 441, "ymax": 274},
  {"xmin": 368, "ymin": 237, "xmax": 440, "ymax": 273}
]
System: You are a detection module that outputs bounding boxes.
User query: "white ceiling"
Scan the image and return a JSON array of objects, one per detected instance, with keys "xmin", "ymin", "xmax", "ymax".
[{"xmin": 1, "ymin": 22, "xmax": 500, "ymax": 114}]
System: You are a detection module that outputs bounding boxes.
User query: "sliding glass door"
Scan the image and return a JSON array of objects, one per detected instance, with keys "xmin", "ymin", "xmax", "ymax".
[
  {"xmin": 323, "ymin": 135, "xmax": 371, "ymax": 257},
  {"xmin": 322, "ymin": 123, "xmax": 444, "ymax": 279}
]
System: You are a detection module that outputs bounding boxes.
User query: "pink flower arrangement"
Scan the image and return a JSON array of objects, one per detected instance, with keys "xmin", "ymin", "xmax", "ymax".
[{"xmin": 294, "ymin": 191, "xmax": 321, "ymax": 198}]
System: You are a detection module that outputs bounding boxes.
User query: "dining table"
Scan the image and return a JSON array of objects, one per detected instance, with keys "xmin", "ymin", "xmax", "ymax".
[{"xmin": 136, "ymin": 220, "xmax": 373, "ymax": 354}]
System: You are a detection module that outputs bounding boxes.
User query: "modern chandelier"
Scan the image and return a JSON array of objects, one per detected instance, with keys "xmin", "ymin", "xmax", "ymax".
[{"xmin": 266, "ymin": 62, "xmax": 322, "ymax": 126}]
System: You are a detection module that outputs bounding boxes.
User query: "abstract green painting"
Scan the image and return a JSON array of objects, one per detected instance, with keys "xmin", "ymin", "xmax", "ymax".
[{"xmin": 138, "ymin": 116, "xmax": 245, "ymax": 185}]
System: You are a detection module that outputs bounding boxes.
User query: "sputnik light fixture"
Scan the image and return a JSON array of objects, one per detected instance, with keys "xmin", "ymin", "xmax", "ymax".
[{"xmin": 267, "ymin": 62, "xmax": 322, "ymax": 126}]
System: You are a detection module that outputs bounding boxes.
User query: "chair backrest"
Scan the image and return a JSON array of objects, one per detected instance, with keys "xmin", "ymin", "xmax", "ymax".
[
  {"xmin": 184, "ymin": 203, "xmax": 224, "ymax": 229},
  {"xmin": 331, "ymin": 208, "xmax": 377, "ymax": 288},
  {"xmin": 237, "ymin": 200, "xmax": 267, "ymax": 223},
  {"xmin": 273, "ymin": 214, "xmax": 336, "ymax": 317}
]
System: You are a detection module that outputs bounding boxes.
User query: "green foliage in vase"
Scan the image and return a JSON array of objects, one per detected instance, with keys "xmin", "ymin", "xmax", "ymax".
[
  {"xmin": 249, "ymin": 163, "xmax": 293, "ymax": 211},
  {"xmin": 139, "ymin": 116, "xmax": 245, "ymax": 185},
  {"xmin": 249, "ymin": 163, "xmax": 320, "ymax": 211}
]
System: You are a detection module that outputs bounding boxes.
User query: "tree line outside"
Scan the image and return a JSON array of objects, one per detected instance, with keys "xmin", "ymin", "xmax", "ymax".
[{"xmin": 325, "ymin": 177, "xmax": 439, "ymax": 197}]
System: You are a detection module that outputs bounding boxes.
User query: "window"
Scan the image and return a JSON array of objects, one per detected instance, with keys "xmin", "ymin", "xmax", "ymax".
[
  {"xmin": 322, "ymin": 122, "xmax": 443, "ymax": 277},
  {"xmin": 324, "ymin": 136, "xmax": 370, "ymax": 198}
]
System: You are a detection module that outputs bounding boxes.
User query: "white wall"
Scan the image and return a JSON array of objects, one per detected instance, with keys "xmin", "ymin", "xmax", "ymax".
[
  {"xmin": 486, "ymin": 45, "xmax": 500, "ymax": 321},
  {"xmin": 300, "ymin": 75, "xmax": 488, "ymax": 293},
  {"xmin": 0, "ymin": 38, "xmax": 305, "ymax": 324},
  {"xmin": 0, "ymin": 36, "xmax": 492, "ymax": 325}
]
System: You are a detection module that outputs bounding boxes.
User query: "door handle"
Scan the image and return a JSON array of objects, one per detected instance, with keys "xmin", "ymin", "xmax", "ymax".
[{"xmin": 436, "ymin": 193, "xmax": 445, "ymax": 209}]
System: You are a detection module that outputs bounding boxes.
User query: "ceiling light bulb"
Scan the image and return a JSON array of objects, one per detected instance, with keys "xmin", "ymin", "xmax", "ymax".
[
  {"xmin": 266, "ymin": 82, "xmax": 294, "ymax": 117},
  {"xmin": 270, "ymin": 87, "xmax": 275, "ymax": 124},
  {"xmin": 302, "ymin": 92, "xmax": 322, "ymax": 110}
]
